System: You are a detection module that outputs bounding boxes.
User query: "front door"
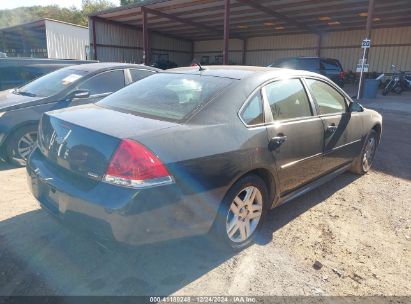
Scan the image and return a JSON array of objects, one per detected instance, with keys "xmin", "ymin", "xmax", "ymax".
[
  {"xmin": 304, "ymin": 78, "xmax": 364, "ymax": 173},
  {"xmin": 263, "ymin": 78, "xmax": 324, "ymax": 195}
]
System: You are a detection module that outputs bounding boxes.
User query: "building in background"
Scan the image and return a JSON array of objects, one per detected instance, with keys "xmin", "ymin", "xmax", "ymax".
[
  {"xmin": 0, "ymin": 19, "xmax": 89, "ymax": 60},
  {"xmin": 88, "ymin": 0, "xmax": 411, "ymax": 73}
]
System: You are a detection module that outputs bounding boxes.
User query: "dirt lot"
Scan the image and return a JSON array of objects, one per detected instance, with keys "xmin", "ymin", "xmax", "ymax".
[{"xmin": 0, "ymin": 93, "xmax": 410, "ymax": 296}]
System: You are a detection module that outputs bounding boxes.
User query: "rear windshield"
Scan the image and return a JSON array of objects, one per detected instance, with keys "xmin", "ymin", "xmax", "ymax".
[{"xmin": 98, "ymin": 73, "xmax": 235, "ymax": 121}]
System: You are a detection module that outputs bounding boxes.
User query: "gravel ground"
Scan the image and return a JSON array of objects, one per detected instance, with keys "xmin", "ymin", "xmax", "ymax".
[{"xmin": 0, "ymin": 93, "xmax": 410, "ymax": 296}]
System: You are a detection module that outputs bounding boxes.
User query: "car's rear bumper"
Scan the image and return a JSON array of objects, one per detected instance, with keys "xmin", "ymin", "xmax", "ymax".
[{"xmin": 27, "ymin": 148, "xmax": 218, "ymax": 245}]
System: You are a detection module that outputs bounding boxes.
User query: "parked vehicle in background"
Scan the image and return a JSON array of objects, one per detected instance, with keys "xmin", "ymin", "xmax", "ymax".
[
  {"xmin": 382, "ymin": 65, "xmax": 404, "ymax": 96},
  {"xmin": 0, "ymin": 57, "xmax": 96, "ymax": 91},
  {"xmin": 0, "ymin": 63, "xmax": 160, "ymax": 165},
  {"xmin": 269, "ymin": 57, "xmax": 345, "ymax": 87},
  {"xmin": 344, "ymin": 70, "xmax": 357, "ymax": 85},
  {"xmin": 151, "ymin": 59, "xmax": 178, "ymax": 70},
  {"xmin": 401, "ymin": 72, "xmax": 411, "ymax": 91},
  {"xmin": 27, "ymin": 66, "xmax": 382, "ymax": 251}
]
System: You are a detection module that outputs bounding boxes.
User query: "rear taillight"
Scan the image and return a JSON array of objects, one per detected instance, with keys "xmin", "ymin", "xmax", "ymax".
[
  {"xmin": 339, "ymin": 71, "xmax": 345, "ymax": 79},
  {"xmin": 103, "ymin": 139, "xmax": 173, "ymax": 189}
]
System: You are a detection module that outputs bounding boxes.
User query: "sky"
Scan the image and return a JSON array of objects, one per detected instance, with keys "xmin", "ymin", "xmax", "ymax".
[{"xmin": 2, "ymin": 0, "xmax": 120, "ymax": 10}]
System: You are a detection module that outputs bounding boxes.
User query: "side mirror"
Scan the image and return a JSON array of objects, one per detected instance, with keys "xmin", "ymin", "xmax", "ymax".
[
  {"xmin": 67, "ymin": 89, "xmax": 90, "ymax": 101},
  {"xmin": 348, "ymin": 101, "xmax": 364, "ymax": 112}
]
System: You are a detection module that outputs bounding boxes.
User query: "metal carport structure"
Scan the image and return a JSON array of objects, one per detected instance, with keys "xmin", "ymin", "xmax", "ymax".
[{"xmin": 89, "ymin": 0, "xmax": 411, "ymax": 73}]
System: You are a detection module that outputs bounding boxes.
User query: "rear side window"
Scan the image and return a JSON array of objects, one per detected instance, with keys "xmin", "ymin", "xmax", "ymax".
[
  {"xmin": 297, "ymin": 58, "xmax": 319, "ymax": 71},
  {"xmin": 129, "ymin": 69, "xmax": 156, "ymax": 83},
  {"xmin": 98, "ymin": 73, "xmax": 234, "ymax": 121},
  {"xmin": 79, "ymin": 70, "xmax": 125, "ymax": 96},
  {"xmin": 240, "ymin": 91, "xmax": 264, "ymax": 126},
  {"xmin": 305, "ymin": 79, "xmax": 346, "ymax": 114},
  {"xmin": 264, "ymin": 79, "xmax": 312, "ymax": 121}
]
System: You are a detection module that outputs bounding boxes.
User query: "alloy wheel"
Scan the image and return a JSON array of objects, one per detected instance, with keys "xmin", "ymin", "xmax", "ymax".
[
  {"xmin": 363, "ymin": 136, "xmax": 376, "ymax": 171},
  {"xmin": 226, "ymin": 186, "xmax": 263, "ymax": 243},
  {"xmin": 17, "ymin": 131, "xmax": 37, "ymax": 160}
]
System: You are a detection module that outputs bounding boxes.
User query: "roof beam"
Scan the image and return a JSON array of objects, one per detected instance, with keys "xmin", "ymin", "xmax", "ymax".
[
  {"xmin": 142, "ymin": 6, "xmax": 222, "ymax": 35},
  {"xmin": 236, "ymin": 0, "xmax": 320, "ymax": 34},
  {"xmin": 93, "ymin": 16, "xmax": 192, "ymax": 42}
]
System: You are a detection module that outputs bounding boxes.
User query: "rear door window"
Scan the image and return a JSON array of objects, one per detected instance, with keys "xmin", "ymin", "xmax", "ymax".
[
  {"xmin": 129, "ymin": 69, "xmax": 156, "ymax": 83},
  {"xmin": 79, "ymin": 70, "xmax": 125, "ymax": 96},
  {"xmin": 305, "ymin": 79, "xmax": 347, "ymax": 114},
  {"xmin": 264, "ymin": 78, "xmax": 312, "ymax": 121}
]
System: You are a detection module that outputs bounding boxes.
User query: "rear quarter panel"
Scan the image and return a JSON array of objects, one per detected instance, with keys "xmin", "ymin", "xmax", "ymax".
[
  {"xmin": 132, "ymin": 80, "xmax": 281, "ymax": 219},
  {"xmin": 135, "ymin": 122, "xmax": 274, "ymax": 227}
]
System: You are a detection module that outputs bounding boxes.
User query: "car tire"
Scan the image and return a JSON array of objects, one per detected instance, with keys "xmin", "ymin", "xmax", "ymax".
[
  {"xmin": 350, "ymin": 129, "xmax": 378, "ymax": 175},
  {"xmin": 6, "ymin": 124, "xmax": 38, "ymax": 167},
  {"xmin": 393, "ymin": 85, "xmax": 403, "ymax": 95},
  {"xmin": 212, "ymin": 174, "xmax": 269, "ymax": 251}
]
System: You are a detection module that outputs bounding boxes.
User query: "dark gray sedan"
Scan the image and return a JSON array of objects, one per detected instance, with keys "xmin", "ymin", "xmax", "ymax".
[
  {"xmin": 0, "ymin": 63, "xmax": 159, "ymax": 165},
  {"xmin": 27, "ymin": 66, "xmax": 382, "ymax": 250}
]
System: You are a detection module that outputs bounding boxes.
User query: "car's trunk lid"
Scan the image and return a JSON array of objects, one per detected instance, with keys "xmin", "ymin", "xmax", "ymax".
[{"xmin": 38, "ymin": 104, "xmax": 180, "ymax": 180}]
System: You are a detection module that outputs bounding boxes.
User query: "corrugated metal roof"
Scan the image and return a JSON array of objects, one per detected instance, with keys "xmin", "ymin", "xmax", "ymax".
[{"xmin": 90, "ymin": 0, "xmax": 411, "ymax": 40}]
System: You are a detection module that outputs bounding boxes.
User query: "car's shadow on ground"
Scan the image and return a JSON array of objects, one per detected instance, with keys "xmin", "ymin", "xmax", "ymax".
[
  {"xmin": 256, "ymin": 172, "xmax": 358, "ymax": 245},
  {"xmin": 0, "ymin": 172, "xmax": 360, "ymax": 296},
  {"xmin": 0, "ymin": 160, "xmax": 19, "ymax": 171}
]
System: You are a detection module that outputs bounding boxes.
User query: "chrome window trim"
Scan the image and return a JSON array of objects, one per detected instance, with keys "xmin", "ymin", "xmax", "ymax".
[
  {"xmin": 280, "ymin": 138, "xmax": 362, "ymax": 170},
  {"xmin": 281, "ymin": 152, "xmax": 323, "ymax": 169},
  {"xmin": 238, "ymin": 74, "xmax": 341, "ymax": 130},
  {"xmin": 238, "ymin": 85, "xmax": 266, "ymax": 128},
  {"xmin": 325, "ymin": 139, "xmax": 362, "ymax": 153}
]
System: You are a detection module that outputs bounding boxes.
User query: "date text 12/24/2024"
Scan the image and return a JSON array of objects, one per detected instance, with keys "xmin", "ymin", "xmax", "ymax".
[{"xmin": 150, "ymin": 296, "xmax": 257, "ymax": 303}]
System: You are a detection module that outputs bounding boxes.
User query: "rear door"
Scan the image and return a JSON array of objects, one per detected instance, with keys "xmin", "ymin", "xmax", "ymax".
[
  {"xmin": 263, "ymin": 77, "xmax": 324, "ymax": 194},
  {"xmin": 304, "ymin": 78, "xmax": 363, "ymax": 173},
  {"xmin": 69, "ymin": 69, "xmax": 126, "ymax": 106}
]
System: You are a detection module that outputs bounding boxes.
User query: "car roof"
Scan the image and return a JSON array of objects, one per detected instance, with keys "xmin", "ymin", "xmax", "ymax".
[
  {"xmin": 166, "ymin": 65, "xmax": 321, "ymax": 80},
  {"xmin": 64, "ymin": 62, "xmax": 160, "ymax": 73}
]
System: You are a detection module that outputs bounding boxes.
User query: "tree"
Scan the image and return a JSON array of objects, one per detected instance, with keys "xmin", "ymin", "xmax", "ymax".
[
  {"xmin": 120, "ymin": 0, "xmax": 143, "ymax": 6},
  {"xmin": 80, "ymin": 0, "xmax": 116, "ymax": 25},
  {"xmin": 0, "ymin": 0, "xmax": 115, "ymax": 29}
]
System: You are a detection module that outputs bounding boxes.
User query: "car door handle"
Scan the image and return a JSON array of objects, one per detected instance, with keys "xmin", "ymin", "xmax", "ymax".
[
  {"xmin": 327, "ymin": 125, "xmax": 338, "ymax": 133},
  {"xmin": 269, "ymin": 135, "xmax": 287, "ymax": 151}
]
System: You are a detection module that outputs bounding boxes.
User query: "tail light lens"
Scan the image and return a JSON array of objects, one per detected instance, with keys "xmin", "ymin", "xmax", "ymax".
[
  {"xmin": 103, "ymin": 139, "xmax": 173, "ymax": 189},
  {"xmin": 339, "ymin": 71, "xmax": 345, "ymax": 79}
]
